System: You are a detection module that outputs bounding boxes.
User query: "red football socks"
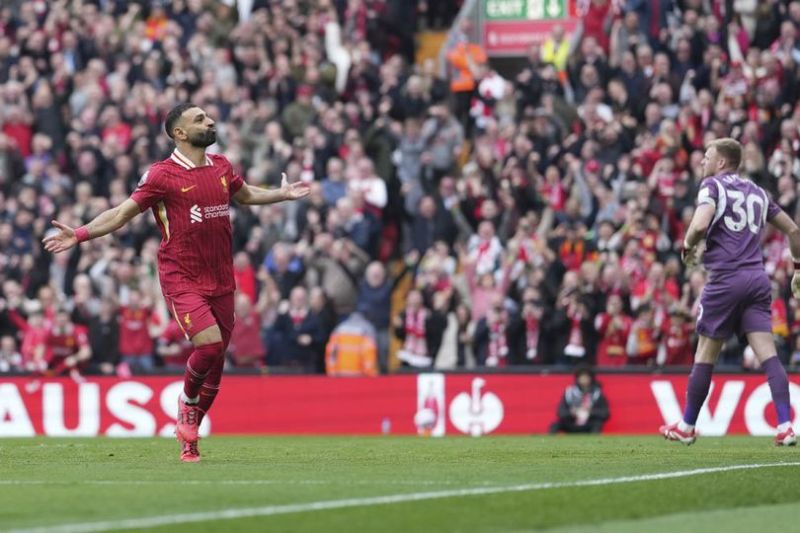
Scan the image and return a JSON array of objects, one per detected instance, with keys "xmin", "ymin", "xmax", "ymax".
[
  {"xmin": 183, "ymin": 341, "xmax": 224, "ymax": 400},
  {"xmin": 197, "ymin": 355, "xmax": 224, "ymax": 421}
]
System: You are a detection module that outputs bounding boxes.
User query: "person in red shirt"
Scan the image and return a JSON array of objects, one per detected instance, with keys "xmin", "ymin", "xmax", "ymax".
[
  {"xmin": 626, "ymin": 303, "xmax": 660, "ymax": 366},
  {"xmin": 581, "ymin": 1, "xmax": 615, "ymax": 53},
  {"xmin": 659, "ymin": 307, "xmax": 694, "ymax": 366},
  {"xmin": 43, "ymin": 103, "xmax": 310, "ymax": 462},
  {"xmin": 118, "ymin": 289, "xmax": 161, "ymax": 373},
  {"xmin": 7, "ymin": 307, "xmax": 48, "ymax": 373},
  {"xmin": 228, "ymin": 292, "xmax": 267, "ymax": 368},
  {"xmin": 42, "ymin": 308, "xmax": 91, "ymax": 380},
  {"xmin": 157, "ymin": 321, "xmax": 195, "ymax": 370},
  {"xmin": 232, "ymin": 251, "xmax": 257, "ymax": 304},
  {"xmin": 630, "ymin": 261, "xmax": 680, "ymax": 314},
  {"xmin": 1, "ymin": 105, "xmax": 32, "ymax": 157},
  {"xmin": 595, "ymin": 294, "xmax": 633, "ymax": 367}
]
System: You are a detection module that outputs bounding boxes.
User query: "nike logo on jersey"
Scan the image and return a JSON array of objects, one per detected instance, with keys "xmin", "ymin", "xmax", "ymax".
[{"xmin": 181, "ymin": 185, "xmax": 197, "ymax": 193}]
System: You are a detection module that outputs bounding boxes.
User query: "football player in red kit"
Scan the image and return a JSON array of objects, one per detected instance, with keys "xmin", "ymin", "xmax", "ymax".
[{"xmin": 43, "ymin": 103, "xmax": 310, "ymax": 462}]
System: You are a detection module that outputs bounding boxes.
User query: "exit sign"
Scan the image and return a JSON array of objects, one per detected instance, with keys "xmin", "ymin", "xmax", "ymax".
[
  {"xmin": 485, "ymin": 0, "xmax": 567, "ymax": 20},
  {"xmin": 481, "ymin": 0, "xmax": 577, "ymax": 56}
]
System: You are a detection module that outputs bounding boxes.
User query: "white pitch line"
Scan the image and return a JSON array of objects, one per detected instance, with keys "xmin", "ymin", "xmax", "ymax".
[
  {"xmin": 6, "ymin": 462, "xmax": 800, "ymax": 533},
  {"xmin": 0, "ymin": 479, "xmax": 471, "ymax": 487}
]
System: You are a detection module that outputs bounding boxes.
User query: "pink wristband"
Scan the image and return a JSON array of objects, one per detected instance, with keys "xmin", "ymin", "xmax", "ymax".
[{"xmin": 75, "ymin": 226, "xmax": 90, "ymax": 243}]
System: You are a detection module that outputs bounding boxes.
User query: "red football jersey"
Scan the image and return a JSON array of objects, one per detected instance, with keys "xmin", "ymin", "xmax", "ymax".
[
  {"xmin": 46, "ymin": 325, "xmax": 89, "ymax": 361},
  {"xmin": 118, "ymin": 306, "xmax": 160, "ymax": 356},
  {"xmin": 158, "ymin": 321, "xmax": 194, "ymax": 365},
  {"xmin": 21, "ymin": 326, "xmax": 48, "ymax": 364},
  {"xmin": 661, "ymin": 317, "xmax": 693, "ymax": 366},
  {"xmin": 130, "ymin": 149, "xmax": 245, "ymax": 297},
  {"xmin": 594, "ymin": 313, "xmax": 632, "ymax": 367}
]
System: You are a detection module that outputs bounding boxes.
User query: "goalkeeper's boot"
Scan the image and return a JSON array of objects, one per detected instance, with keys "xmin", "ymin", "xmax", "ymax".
[{"xmin": 659, "ymin": 422, "xmax": 697, "ymax": 445}]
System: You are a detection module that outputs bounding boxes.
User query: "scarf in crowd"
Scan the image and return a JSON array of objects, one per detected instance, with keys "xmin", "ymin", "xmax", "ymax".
[
  {"xmin": 541, "ymin": 182, "xmax": 566, "ymax": 211},
  {"xmin": 404, "ymin": 308, "xmax": 428, "ymax": 356},
  {"xmin": 290, "ymin": 309, "xmax": 307, "ymax": 327},
  {"xmin": 525, "ymin": 314, "xmax": 539, "ymax": 361},
  {"xmin": 564, "ymin": 304, "xmax": 585, "ymax": 358},
  {"xmin": 473, "ymin": 237, "xmax": 502, "ymax": 275},
  {"xmin": 486, "ymin": 318, "xmax": 509, "ymax": 367},
  {"xmin": 559, "ymin": 239, "xmax": 585, "ymax": 271},
  {"xmin": 476, "ymin": 239, "xmax": 491, "ymax": 260}
]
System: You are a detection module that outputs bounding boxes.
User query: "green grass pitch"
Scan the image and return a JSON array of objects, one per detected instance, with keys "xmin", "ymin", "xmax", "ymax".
[{"xmin": 1, "ymin": 436, "xmax": 799, "ymax": 532}]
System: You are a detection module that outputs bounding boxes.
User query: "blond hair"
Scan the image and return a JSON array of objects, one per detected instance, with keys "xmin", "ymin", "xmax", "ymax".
[{"xmin": 707, "ymin": 138, "xmax": 742, "ymax": 171}]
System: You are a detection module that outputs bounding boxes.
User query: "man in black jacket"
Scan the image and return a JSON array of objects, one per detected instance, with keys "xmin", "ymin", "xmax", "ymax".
[
  {"xmin": 549, "ymin": 366, "xmax": 610, "ymax": 434},
  {"xmin": 88, "ymin": 299, "xmax": 120, "ymax": 375}
]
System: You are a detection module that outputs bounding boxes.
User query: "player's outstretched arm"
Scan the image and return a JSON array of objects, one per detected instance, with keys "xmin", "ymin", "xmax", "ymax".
[
  {"xmin": 233, "ymin": 173, "xmax": 310, "ymax": 205},
  {"xmin": 42, "ymin": 198, "xmax": 141, "ymax": 254}
]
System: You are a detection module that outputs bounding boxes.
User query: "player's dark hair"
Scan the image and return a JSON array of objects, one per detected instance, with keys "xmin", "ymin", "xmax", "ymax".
[
  {"xmin": 164, "ymin": 103, "xmax": 196, "ymax": 139},
  {"xmin": 709, "ymin": 138, "xmax": 742, "ymax": 171}
]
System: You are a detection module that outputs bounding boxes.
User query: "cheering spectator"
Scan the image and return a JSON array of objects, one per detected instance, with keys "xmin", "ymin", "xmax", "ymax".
[
  {"xmin": 461, "ymin": 240, "xmax": 513, "ymax": 323},
  {"xmin": 474, "ymin": 294, "xmax": 519, "ymax": 367},
  {"xmin": 68, "ymin": 274, "xmax": 100, "ymax": 328},
  {"xmin": 233, "ymin": 252, "xmax": 257, "ymax": 304},
  {"xmin": 309, "ymin": 287, "xmax": 337, "ymax": 372},
  {"xmin": 11, "ymin": 308, "xmax": 48, "ymax": 374},
  {"xmin": 658, "ymin": 307, "xmax": 694, "ymax": 366},
  {"xmin": 156, "ymin": 317, "xmax": 193, "ymax": 371},
  {"xmin": 357, "ymin": 252, "xmax": 418, "ymax": 372},
  {"xmin": 626, "ymin": 303, "xmax": 660, "ymax": 366},
  {"xmin": 269, "ymin": 286, "xmax": 325, "ymax": 371},
  {"xmin": 393, "ymin": 289, "xmax": 447, "ymax": 368},
  {"xmin": 321, "ymin": 157, "xmax": 348, "ymax": 207},
  {"xmin": 409, "ymin": 195, "xmax": 459, "ymax": 252},
  {"xmin": 282, "ymin": 85, "xmax": 316, "ymax": 140},
  {"xmin": 515, "ymin": 287, "xmax": 546, "ymax": 363},
  {"xmin": 301, "ymin": 236, "xmax": 369, "ymax": 318},
  {"xmin": 0, "ymin": 335, "xmax": 22, "ymax": 373},
  {"xmin": 262, "ymin": 243, "xmax": 306, "ymax": 300},
  {"xmin": 595, "ymin": 294, "xmax": 633, "ymax": 367},
  {"xmin": 118, "ymin": 290, "xmax": 161, "ymax": 373},
  {"xmin": 43, "ymin": 308, "xmax": 91, "ymax": 381},
  {"xmin": 228, "ymin": 292, "xmax": 267, "ymax": 368},
  {"xmin": 421, "ymin": 103, "xmax": 465, "ymax": 182},
  {"xmin": 88, "ymin": 299, "xmax": 120, "ymax": 376}
]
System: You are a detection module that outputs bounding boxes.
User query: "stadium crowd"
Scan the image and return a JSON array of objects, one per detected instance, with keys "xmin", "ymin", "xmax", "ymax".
[{"xmin": 2, "ymin": 0, "xmax": 800, "ymax": 377}]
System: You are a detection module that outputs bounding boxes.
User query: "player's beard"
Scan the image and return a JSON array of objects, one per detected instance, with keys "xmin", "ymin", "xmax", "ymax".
[{"xmin": 189, "ymin": 129, "xmax": 216, "ymax": 148}]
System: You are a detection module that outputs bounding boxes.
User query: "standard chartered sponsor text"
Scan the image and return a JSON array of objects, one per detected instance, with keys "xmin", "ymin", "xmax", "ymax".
[{"xmin": 203, "ymin": 204, "xmax": 229, "ymax": 219}]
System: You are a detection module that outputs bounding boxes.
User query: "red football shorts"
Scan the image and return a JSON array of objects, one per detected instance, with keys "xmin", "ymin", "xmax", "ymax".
[{"xmin": 165, "ymin": 292, "xmax": 235, "ymax": 342}]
